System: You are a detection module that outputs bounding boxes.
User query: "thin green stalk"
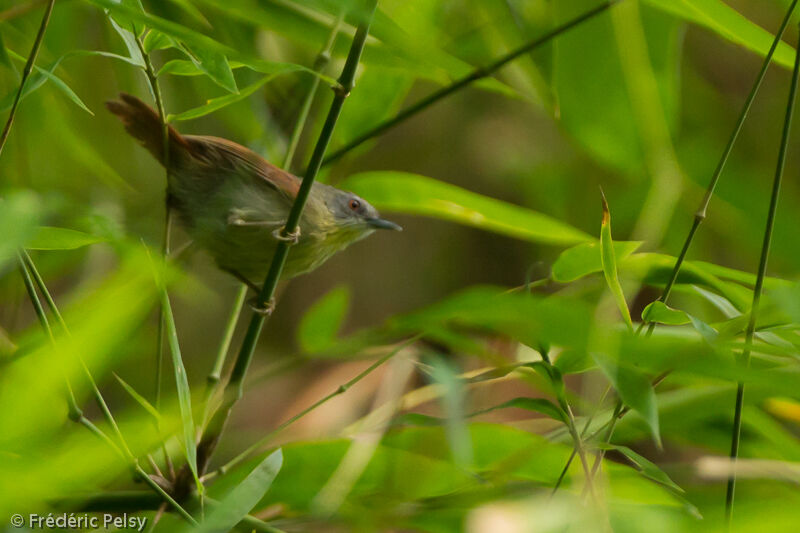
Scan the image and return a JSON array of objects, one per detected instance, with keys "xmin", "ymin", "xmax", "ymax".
[
  {"xmin": 195, "ymin": 0, "xmax": 379, "ymax": 478},
  {"xmin": 644, "ymin": 0, "xmax": 799, "ymax": 322},
  {"xmin": 283, "ymin": 9, "xmax": 345, "ymax": 171},
  {"xmin": 17, "ymin": 253, "xmax": 128, "ymax": 462},
  {"xmin": 202, "ymin": 8, "xmax": 346, "ymax": 423},
  {"xmin": 203, "ymin": 284, "xmax": 247, "ymax": 414},
  {"xmin": 0, "ymin": 0, "xmax": 55, "ymax": 158},
  {"xmin": 322, "ymin": 0, "xmax": 619, "ymax": 166},
  {"xmin": 551, "ymin": 0, "xmax": 798, "ymax": 496},
  {"xmin": 205, "ymin": 338, "xmax": 418, "ymax": 482},
  {"xmin": 21, "ymin": 250, "xmax": 134, "ymax": 457},
  {"xmin": 135, "ymin": 465, "xmax": 197, "ymax": 525},
  {"xmin": 725, "ymin": 25, "xmax": 800, "ymax": 527},
  {"xmin": 135, "ymin": 33, "xmax": 176, "ymax": 478}
]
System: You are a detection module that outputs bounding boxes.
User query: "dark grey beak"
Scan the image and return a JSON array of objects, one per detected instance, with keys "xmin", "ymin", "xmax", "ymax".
[{"xmin": 367, "ymin": 217, "xmax": 402, "ymax": 231}]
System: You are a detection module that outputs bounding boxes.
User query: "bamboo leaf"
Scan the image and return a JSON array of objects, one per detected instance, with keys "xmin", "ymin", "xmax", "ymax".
[
  {"xmin": 161, "ymin": 289, "xmax": 201, "ymax": 492},
  {"xmin": 298, "ymin": 286, "xmax": 351, "ymax": 354},
  {"xmin": 143, "ymin": 30, "xmax": 176, "ymax": 53},
  {"xmin": 593, "ymin": 350, "xmax": 661, "ymax": 447},
  {"xmin": 113, "ymin": 373, "xmax": 162, "ymax": 423},
  {"xmin": 600, "ymin": 192, "xmax": 633, "ymax": 330},
  {"xmin": 643, "ymin": 0, "xmax": 798, "ymax": 70},
  {"xmin": 600, "ymin": 443, "xmax": 683, "ymax": 493},
  {"xmin": 189, "ymin": 449, "xmax": 283, "ymax": 533},
  {"xmin": 472, "ymin": 397, "xmax": 567, "ymax": 423},
  {"xmin": 341, "ymin": 172, "xmax": 593, "ymax": 246},
  {"xmin": 27, "ymin": 226, "xmax": 108, "ymax": 250},
  {"xmin": 167, "ymin": 75, "xmax": 279, "ymax": 121},
  {"xmin": 552, "ymin": 240, "xmax": 642, "ymax": 282},
  {"xmin": 641, "ymin": 301, "xmax": 691, "ymax": 326},
  {"xmin": 184, "ymin": 44, "xmax": 238, "ymax": 93}
]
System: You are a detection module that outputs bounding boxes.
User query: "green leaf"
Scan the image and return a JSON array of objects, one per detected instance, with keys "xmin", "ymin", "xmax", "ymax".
[
  {"xmin": 601, "ymin": 443, "xmax": 683, "ymax": 493},
  {"xmin": 641, "ymin": 301, "xmax": 691, "ymax": 326},
  {"xmin": 593, "ymin": 350, "xmax": 661, "ymax": 448},
  {"xmin": 108, "ymin": 15, "xmax": 146, "ymax": 68},
  {"xmin": 26, "ymin": 226, "xmax": 108, "ymax": 250},
  {"xmin": 552, "ymin": 240, "xmax": 642, "ymax": 282},
  {"xmin": 168, "ymin": 75, "xmax": 275, "ymax": 121},
  {"xmin": 298, "ymin": 286, "xmax": 351, "ymax": 354},
  {"xmin": 113, "ymin": 373, "xmax": 162, "ymax": 423},
  {"xmin": 160, "ymin": 290, "xmax": 201, "ymax": 493},
  {"xmin": 643, "ymin": 0, "xmax": 798, "ymax": 70},
  {"xmin": 341, "ymin": 172, "xmax": 593, "ymax": 246},
  {"xmin": 471, "ymin": 397, "xmax": 566, "ymax": 423},
  {"xmin": 142, "ymin": 30, "xmax": 176, "ymax": 53},
  {"xmin": 600, "ymin": 192, "xmax": 633, "ymax": 330},
  {"xmin": 191, "ymin": 449, "xmax": 283, "ymax": 533},
  {"xmin": 3, "ymin": 52, "xmax": 93, "ymax": 115},
  {"xmin": 184, "ymin": 45, "xmax": 238, "ymax": 93}
]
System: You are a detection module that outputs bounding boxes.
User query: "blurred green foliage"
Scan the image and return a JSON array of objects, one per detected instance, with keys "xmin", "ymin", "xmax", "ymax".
[{"xmin": 3, "ymin": 0, "xmax": 800, "ymax": 531}]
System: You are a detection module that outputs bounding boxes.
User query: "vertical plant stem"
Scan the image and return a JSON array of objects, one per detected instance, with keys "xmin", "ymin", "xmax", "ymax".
[
  {"xmin": 322, "ymin": 0, "xmax": 619, "ymax": 166},
  {"xmin": 644, "ymin": 0, "xmax": 799, "ymax": 321},
  {"xmin": 21, "ymin": 250, "xmax": 135, "ymax": 457},
  {"xmin": 725, "ymin": 25, "xmax": 800, "ymax": 527},
  {"xmin": 551, "ymin": 1, "xmax": 799, "ymax": 497},
  {"xmin": 0, "ymin": 0, "xmax": 55, "ymax": 158},
  {"xmin": 283, "ymin": 9, "xmax": 345, "ymax": 171},
  {"xmin": 196, "ymin": 0, "xmax": 379, "ymax": 477},
  {"xmin": 202, "ymin": 10, "xmax": 346, "ymax": 426},
  {"xmin": 135, "ymin": 33, "xmax": 176, "ymax": 477}
]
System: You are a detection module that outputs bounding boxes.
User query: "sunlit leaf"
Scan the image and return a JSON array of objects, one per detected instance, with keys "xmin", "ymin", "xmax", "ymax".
[
  {"xmin": 341, "ymin": 172, "xmax": 593, "ymax": 246},
  {"xmin": 643, "ymin": 0, "xmax": 798, "ymax": 70},
  {"xmin": 600, "ymin": 443, "xmax": 683, "ymax": 493},
  {"xmin": 600, "ymin": 192, "xmax": 633, "ymax": 330},
  {"xmin": 641, "ymin": 301, "xmax": 691, "ymax": 326},
  {"xmin": 26, "ymin": 227, "xmax": 108, "ymax": 250},
  {"xmin": 552, "ymin": 240, "xmax": 642, "ymax": 282}
]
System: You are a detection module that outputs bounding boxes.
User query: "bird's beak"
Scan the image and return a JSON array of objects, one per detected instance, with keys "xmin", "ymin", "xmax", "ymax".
[{"xmin": 367, "ymin": 217, "xmax": 402, "ymax": 231}]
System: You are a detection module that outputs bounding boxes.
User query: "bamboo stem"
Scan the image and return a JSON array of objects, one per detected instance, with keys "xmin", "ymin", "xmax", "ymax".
[
  {"xmin": 725, "ymin": 24, "xmax": 800, "ymax": 527},
  {"xmin": 194, "ymin": 0, "xmax": 380, "ymax": 479},
  {"xmin": 0, "ymin": 0, "xmax": 55, "ymax": 157},
  {"xmin": 321, "ymin": 0, "xmax": 619, "ymax": 166}
]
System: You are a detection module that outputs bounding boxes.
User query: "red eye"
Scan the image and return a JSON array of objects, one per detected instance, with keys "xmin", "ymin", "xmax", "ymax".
[{"xmin": 349, "ymin": 199, "xmax": 361, "ymax": 211}]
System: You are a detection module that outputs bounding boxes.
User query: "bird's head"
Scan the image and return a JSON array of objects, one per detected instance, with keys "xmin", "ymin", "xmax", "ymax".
[{"xmin": 319, "ymin": 184, "xmax": 402, "ymax": 237}]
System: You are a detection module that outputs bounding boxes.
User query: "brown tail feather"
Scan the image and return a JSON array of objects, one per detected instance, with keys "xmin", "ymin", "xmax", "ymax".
[{"xmin": 106, "ymin": 93, "xmax": 190, "ymax": 166}]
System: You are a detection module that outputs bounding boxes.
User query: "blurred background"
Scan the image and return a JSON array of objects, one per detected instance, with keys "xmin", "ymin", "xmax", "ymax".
[{"xmin": 3, "ymin": 0, "xmax": 800, "ymax": 530}]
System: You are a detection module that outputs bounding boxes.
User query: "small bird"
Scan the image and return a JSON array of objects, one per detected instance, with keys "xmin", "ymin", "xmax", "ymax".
[{"xmin": 107, "ymin": 93, "xmax": 401, "ymax": 295}]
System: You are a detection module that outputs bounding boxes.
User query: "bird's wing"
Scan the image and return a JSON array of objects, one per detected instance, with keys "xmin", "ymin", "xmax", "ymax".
[{"xmin": 182, "ymin": 135, "xmax": 301, "ymax": 199}]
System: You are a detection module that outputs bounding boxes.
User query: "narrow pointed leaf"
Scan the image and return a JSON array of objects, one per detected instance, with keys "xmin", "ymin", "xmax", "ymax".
[{"xmin": 600, "ymin": 192, "xmax": 633, "ymax": 330}]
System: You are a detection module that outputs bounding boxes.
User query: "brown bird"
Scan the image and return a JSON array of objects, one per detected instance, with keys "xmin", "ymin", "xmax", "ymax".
[{"xmin": 107, "ymin": 93, "xmax": 400, "ymax": 294}]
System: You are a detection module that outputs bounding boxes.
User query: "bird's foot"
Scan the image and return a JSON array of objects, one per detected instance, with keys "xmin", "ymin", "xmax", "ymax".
[
  {"xmin": 272, "ymin": 226, "xmax": 300, "ymax": 244},
  {"xmin": 248, "ymin": 296, "xmax": 276, "ymax": 316}
]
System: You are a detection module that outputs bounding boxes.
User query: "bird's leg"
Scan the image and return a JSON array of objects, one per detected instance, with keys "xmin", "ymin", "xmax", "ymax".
[
  {"xmin": 222, "ymin": 268, "xmax": 276, "ymax": 316},
  {"xmin": 227, "ymin": 208, "xmax": 283, "ymax": 228},
  {"xmin": 248, "ymin": 296, "xmax": 276, "ymax": 316},
  {"xmin": 223, "ymin": 268, "xmax": 261, "ymax": 294}
]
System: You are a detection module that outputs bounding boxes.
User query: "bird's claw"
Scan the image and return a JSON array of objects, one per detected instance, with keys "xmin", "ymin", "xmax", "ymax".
[
  {"xmin": 272, "ymin": 226, "xmax": 301, "ymax": 244},
  {"xmin": 249, "ymin": 296, "xmax": 276, "ymax": 316}
]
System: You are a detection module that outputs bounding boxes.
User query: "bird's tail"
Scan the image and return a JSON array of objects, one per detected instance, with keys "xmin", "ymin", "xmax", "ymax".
[{"xmin": 106, "ymin": 93, "xmax": 190, "ymax": 167}]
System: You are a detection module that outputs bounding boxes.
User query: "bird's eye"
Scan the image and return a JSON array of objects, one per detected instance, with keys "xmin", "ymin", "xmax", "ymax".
[{"xmin": 349, "ymin": 199, "xmax": 361, "ymax": 211}]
